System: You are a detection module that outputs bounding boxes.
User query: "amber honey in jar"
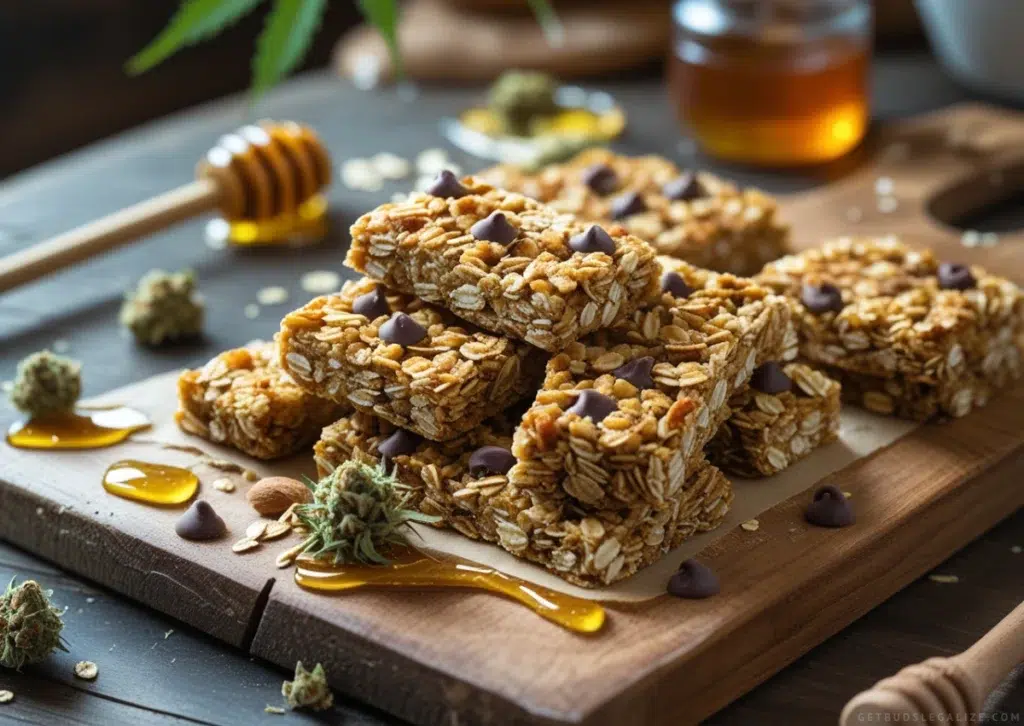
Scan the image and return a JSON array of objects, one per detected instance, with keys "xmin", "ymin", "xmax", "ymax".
[{"xmin": 669, "ymin": 0, "xmax": 871, "ymax": 165}]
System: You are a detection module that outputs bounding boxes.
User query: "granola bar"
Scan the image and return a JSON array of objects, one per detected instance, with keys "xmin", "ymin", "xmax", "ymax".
[
  {"xmin": 314, "ymin": 412, "xmax": 732, "ymax": 587},
  {"xmin": 707, "ymin": 363, "xmax": 841, "ymax": 477},
  {"xmin": 757, "ymin": 236, "xmax": 1024, "ymax": 420},
  {"xmin": 278, "ymin": 277, "xmax": 544, "ymax": 442},
  {"xmin": 345, "ymin": 176, "xmax": 660, "ymax": 352},
  {"xmin": 482, "ymin": 148, "xmax": 790, "ymax": 276},
  {"xmin": 511, "ymin": 267, "xmax": 791, "ymax": 511},
  {"xmin": 175, "ymin": 342, "xmax": 346, "ymax": 460}
]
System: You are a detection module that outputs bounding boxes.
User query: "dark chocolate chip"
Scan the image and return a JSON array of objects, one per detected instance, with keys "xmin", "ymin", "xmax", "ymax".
[
  {"xmin": 613, "ymin": 356, "xmax": 655, "ymax": 390},
  {"xmin": 750, "ymin": 362, "xmax": 792, "ymax": 394},
  {"xmin": 468, "ymin": 446, "xmax": 516, "ymax": 476},
  {"xmin": 470, "ymin": 212, "xmax": 519, "ymax": 245},
  {"xmin": 175, "ymin": 500, "xmax": 226, "ymax": 541},
  {"xmin": 937, "ymin": 261, "xmax": 976, "ymax": 291},
  {"xmin": 610, "ymin": 191, "xmax": 646, "ymax": 220},
  {"xmin": 662, "ymin": 172, "xmax": 707, "ymax": 202},
  {"xmin": 804, "ymin": 485, "xmax": 855, "ymax": 528},
  {"xmin": 378, "ymin": 312, "xmax": 427, "ymax": 346},
  {"xmin": 581, "ymin": 163, "xmax": 618, "ymax": 195},
  {"xmin": 569, "ymin": 225, "xmax": 616, "ymax": 255},
  {"xmin": 425, "ymin": 170, "xmax": 469, "ymax": 198},
  {"xmin": 661, "ymin": 271, "xmax": 694, "ymax": 298},
  {"xmin": 378, "ymin": 428, "xmax": 421, "ymax": 461},
  {"xmin": 801, "ymin": 282, "xmax": 844, "ymax": 314},
  {"xmin": 566, "ymin": 389, "xmax": 618, "ymax": 423},
  {"xmin": 352, "ymin": 286, "xmax": 391, "ymax": 320},
  {"xmin": 667, "ymin": 559, "xmax": 720, "ymax": 599}
]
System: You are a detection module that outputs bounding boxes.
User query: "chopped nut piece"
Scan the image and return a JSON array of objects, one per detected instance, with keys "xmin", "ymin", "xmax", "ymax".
[
  {"xmin": 175, "ymin": 342, "xmax": 347, "ymax": 460},
  {"xmin": 482, "ymin": 149, "xmax": 791, "ymax": 275}
]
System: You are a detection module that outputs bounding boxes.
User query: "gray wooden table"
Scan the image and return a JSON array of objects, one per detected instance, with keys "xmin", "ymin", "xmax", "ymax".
[{"xmin": 1, "ymin": 55, "xmax": 1022, "ymax": 726}]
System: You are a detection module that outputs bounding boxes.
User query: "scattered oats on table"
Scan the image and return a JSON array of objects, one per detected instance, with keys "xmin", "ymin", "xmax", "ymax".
[
  {"xmin": 212, "ymin": 478, "xmax": 236, "ymax": 493},
  {"xmin": 299, "ymin": 270, "xmax": 341, "ymax": 295},
  {"xmin": 0, "ymin": 690, "xmax": 12, "ymax": 704},
  {"xmin": 256, "ymin": 286, "xmax": 289, "ymax": 306},
  {"xmin": 741, "ymin": 519, "xmax": 760, "ymax": 532},
  {"xmin": 74, "ymin": 660, "xmax": 99, "ymax": 680},
  {"xmin": 928, "ymin": 574, "xmax": 959, "ymax": 584}
]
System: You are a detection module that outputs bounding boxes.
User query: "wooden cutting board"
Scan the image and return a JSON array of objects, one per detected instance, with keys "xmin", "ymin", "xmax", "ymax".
[{"xmin": 2, "ymin": 103, "xmax": 1024, "ymax": 726}]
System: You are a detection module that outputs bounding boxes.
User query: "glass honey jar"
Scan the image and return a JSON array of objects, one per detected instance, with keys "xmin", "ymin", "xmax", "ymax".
[{"xmin": 669, "ymin": 0, "xmax": 871, "ymax": 166}]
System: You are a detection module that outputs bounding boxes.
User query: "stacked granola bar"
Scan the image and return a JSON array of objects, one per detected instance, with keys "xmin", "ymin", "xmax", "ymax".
[
  {"xmin": 757, "ymin": 237, "xmax": 1024, "ymax": 421},
  {"xmin": 482, "ymin": 149, "xmax": 791, "ymax": 276}
]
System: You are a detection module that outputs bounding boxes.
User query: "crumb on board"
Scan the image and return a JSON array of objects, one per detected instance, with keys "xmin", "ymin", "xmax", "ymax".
[
  {"xmin": 0, "ymin": 690, "xmax": 13, "ymax": 704},
  {"xmin": 74, "ymin": 661, "xmax": 98, "ymax": 680},
  {"xmin": 740, "ymin": 519, "xmax": 760, "ymax": 532},
  {"xmin": 928, "ymin": 574, "xmax": 959, "ymax": 584}
]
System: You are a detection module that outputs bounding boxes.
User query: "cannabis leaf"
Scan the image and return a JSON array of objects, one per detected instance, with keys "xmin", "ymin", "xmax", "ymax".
[
  {"xmin": 128, "ymin": 0, "xmax": 266, "ymax": 74},
  {"xmin": 253, "ymin": 0, "xmax": 328, "ymax": 101}
]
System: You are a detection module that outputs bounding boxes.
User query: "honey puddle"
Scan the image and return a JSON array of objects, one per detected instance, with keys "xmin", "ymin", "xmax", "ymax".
[
  {"xmin": 102, "ymin": 459, "xmax": 198, "ymax": 505},
  {"xmin": 7, "ymin": 407, "xmax": 151, "ymax": 450},
  {"xmin": 295, "ymin": 549, "xmax": 606, "ymax": 634}
]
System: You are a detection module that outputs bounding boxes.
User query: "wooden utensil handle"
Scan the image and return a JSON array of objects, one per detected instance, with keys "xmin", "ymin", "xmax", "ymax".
[
  {"xmin": 841, "ymin": 600, "xmax": 1024, "ymax": 725},
  {"xmin": 0, "ymin": 178, "xmax": 221, "ymax": 294}
]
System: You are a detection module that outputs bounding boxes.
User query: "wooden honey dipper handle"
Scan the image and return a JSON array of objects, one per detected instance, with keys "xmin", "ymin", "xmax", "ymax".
[
  {"xmin": 0, "ymin": 179, "xmax": 220, "ymax": 293},
  {"xmin": 841, "ymin": 600, "xmax": 1024, "ymax": 725},
  {"xmin": 0, "ymin": 120, "xmax": 330, "ymax": 294}
]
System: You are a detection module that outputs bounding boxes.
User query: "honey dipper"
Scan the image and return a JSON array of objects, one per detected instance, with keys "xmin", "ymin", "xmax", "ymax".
[
  {"xmin": 0, "ymin": 120, "xmax": 331, "ymax": 293},
  {"xmin": 840, "ymin": 599, "xmax": 1024, "ymax": 725}
]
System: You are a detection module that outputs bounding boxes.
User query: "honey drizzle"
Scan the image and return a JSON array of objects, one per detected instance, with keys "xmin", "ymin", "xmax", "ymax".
[
  {"xmin": 295, "ymin": 549, "xmax": 606, "ymax": 634},
  {"xmin": 6, "ymin": 407, "xmax": 151, "ymax": 450},
  {"xmin": 102, "ymin": 459, "xmax": 199, "ymax": 505}
]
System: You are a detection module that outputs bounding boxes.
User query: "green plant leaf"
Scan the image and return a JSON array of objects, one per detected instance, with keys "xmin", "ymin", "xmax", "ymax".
[
  {"xmin": 527, "ymin": 0, "xmax": 564, "ymax": 46},
  {"xmin": 252, "ymin": 0, "xmax": 328, "ymax": 102},
  {"xmin": 357, "ymin": 0, "xmax": 402, "ymax": 79},
  {"xmin": 127, "ymin": 0, "xmax": 266, "ymax": 74}
]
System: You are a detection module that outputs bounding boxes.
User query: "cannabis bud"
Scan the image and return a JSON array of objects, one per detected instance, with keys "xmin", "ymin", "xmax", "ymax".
[
  {"xmin": 119, "ymin": 269, "xmax": 204, "ymax": 346},
  {"xmin": 282, "ymin": 661, "xmax": 333, "ymax": 711},
  {"xmin": 296, "ymin": 461, "xmax": 439, "ymax": 565},
  {"xmin": 489, "ymin": 70, "xmax": 558, "ymax": 137},
  {"xmin": 9, "ymin": 351, "xmax": 82, "ymax": 418},
  {"xmin": 0, "ymin": 579, "xmax": 68, "ymax": 670}
]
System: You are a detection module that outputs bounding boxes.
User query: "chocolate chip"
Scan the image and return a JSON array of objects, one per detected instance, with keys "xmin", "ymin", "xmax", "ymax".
[
  {"xmin": 801, "ymin": 282, "xmax": 844, "ymax": 314},
  {"xmin": 470, "ymin": 212, "xmax": 519, "ymax": 245},
  {"xmin": 352, "ymin": 286, "xmax": 391, "ymax": 319},
  {"xmin": 613, "ymin": 356, "xmax": 655, "ymax": 390},
  {"xmin": 378, "ymin": 428, "xmax": 421, "ymax": 461},
  {"xmin": 611, "ymin": 191, "xmax": 646, "ymax": 220},
  {"xmin": 661, "ymin": 271, "xmax": 694, "ymax": 298},
  {"xmin": 566, "ymin": 389, "xmax": 618, "ymax": 423},
  {"xmin": 667, "ymin": 559, "xmax": 720, "ymax": 599},
  {"xmin": 175, "ymin": 500, "xmax": 226, "ymax": 541},
  {"xmin": 663, "ymin": 172, "xmax": 707, "ymax": 202},
  {"xmin": 937, "ymin": 261, "xmax": 976, "ymax": 291},
  {"xmin": 378, "ymin": 312, "xmax": 427, "ymax": 346},
  {"xmin": 425, "ymin": 170, "xmax": 469, "ymax": 198},
  {"xmin": 804, "ymin": 485, "xmax": 855, "ymax": 528},
  {"xmin": 468, "ymin": 446, "xmax": 516, "ymax": 476},
  {"xmin": 569, "ymin": 225, "xmax": 616, "ymax": 255},
  {"xmin": 750, "ymin": 362, "xmax": 792, "ymax": 394},
  {"xmin": 581, "ymin": 163, "xmax": 618, "ymax": 195}
]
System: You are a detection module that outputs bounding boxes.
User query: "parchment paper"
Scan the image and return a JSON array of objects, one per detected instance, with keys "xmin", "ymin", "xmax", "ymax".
[{"xmin": 91, "ymin": 372, "xmax": 918, "ymax": 604}]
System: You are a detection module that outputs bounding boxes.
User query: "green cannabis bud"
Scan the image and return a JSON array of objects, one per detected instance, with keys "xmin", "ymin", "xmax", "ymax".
[
  {"xmin": 0, "ymin": 579, "xmax": 67, "ymax": 670},
  {"xmin": 9, "ymin": 351, "xmax": 82, "ymax": 417},
  {"xmin": 489, "ymin": 70, "xmax": 558, "ymax": 137},
  {"xmin": 296, "ymin": 461, "xmax": 439, "ymax": 566},
  {"xmin": 282, "ymin": 661, "xmax": 333, "ymax": 711},
  {"xmin": 119, "ymin": 269, "xmax": 204, "ymax": 346}
]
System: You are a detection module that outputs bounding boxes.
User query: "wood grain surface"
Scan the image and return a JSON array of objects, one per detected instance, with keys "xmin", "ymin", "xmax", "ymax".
[{"xmin": 0, "ymin": 65, "xmax": 1019, "ymax": 720}]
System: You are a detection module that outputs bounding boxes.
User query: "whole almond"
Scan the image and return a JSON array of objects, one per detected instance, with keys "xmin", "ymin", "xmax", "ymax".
[{"xmin": 247, "ymin": 477, "xmax": 312, "ymax": 516}]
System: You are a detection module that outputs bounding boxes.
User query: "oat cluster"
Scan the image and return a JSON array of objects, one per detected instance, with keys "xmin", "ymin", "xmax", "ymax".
[
  {"xmin": 708, "ymin": 363, "xmax": 841, "ymax": 478},
  {"xmin": 757, "ymin": 236, "xmax": 1024, "ymax": 419},
  {"xmin": 279, "ymin": 276, "xmax": 544, "ymax": 441},
  {"xmin": 175, "ymin": 342, "xmax": 346, "ymax": 459},
  {"xmin": 482, "ymin": 148, "xmax": 791, "ymax": 276},
  {"xmin": 346, "ymin": 177, "xmax": 660, "ymax": 351}
]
